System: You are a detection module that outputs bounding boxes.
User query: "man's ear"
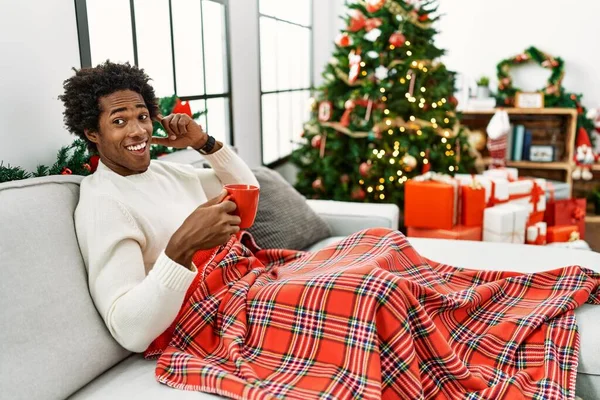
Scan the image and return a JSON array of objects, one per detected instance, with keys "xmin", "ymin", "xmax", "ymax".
[{"xmin": 84, "ymin": 129, "xmax": 99, "ymax": 144}]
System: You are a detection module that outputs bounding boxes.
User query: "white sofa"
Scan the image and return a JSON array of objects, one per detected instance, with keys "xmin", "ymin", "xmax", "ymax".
[{"xmin": 0, "ymin": 155, "xmax": 598, "ymax": 399}]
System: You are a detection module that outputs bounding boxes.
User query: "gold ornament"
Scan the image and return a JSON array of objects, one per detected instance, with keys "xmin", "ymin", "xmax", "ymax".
[
  {"xmin": 468, "ymin": 130, "xmax": 487, "ymax": 151},
  {"xmin": 402, "ymin": 154, "xmax": 417, "ymax": 171}
]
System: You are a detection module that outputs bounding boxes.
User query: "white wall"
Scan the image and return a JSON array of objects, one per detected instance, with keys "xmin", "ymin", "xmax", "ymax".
[
  {"xmin": 0, "ymin": 0, "xmax": 81, "ymax": 171},
  {"xmin": 436, "ymin": 0, "xmax": 600, "ymax": 110}
]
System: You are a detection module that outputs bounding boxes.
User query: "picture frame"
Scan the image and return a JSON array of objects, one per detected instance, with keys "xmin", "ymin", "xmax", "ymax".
[
  {"xmin": 529, "ymin": 145, "xmax": 555, "ymax": 162},
  {"xmin": 515, "ymin": 92, "xmax": 545, "ymax": 109}
]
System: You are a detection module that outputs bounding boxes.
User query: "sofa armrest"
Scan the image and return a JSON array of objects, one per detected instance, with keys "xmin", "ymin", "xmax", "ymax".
[{"xmin": 306, "ymin": 200, "xmax": 400, "ymax": 237}]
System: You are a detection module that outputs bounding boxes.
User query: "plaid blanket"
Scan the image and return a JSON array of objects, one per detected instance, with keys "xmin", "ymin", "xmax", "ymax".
[{"xmin": 148, "ymin": 228, "xmax": 599, "ymax": 399}]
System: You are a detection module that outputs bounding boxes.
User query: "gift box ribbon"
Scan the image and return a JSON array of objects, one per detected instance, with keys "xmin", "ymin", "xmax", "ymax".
[{"xmin": 487, "ymin": 180, "xmax": 509, "ymax": 208}]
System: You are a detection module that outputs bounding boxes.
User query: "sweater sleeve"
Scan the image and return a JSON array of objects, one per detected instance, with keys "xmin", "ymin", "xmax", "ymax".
[
  {"xmin": 75, "ymin": 194, "xmax": 197, "ymax": 353},
  {"xmin": 202, "ymin": 145, "xmax": 259, "ymax": 187}
]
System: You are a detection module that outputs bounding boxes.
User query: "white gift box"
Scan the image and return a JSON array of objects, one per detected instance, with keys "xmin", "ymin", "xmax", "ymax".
[
  {"xmin": 526, "ymin": 222, "xmax": 547, "ymax": 245},
  {"xmin": 454, "ymin": 174, "xmax": 508, "ymax": 204},
  {"xmin": 544, "ymin": 180, "xmax": 571, "ymax": 200},
  {"xmin": 507, "ymin": 178, "xmax": 547, "ymax": 213},
  {"xmin": 483, "ymin": 167, "xmax": 519, "ymax": 181},
  {"xmin": 483, "ymin": 203, "xmax": 529, "ymax": 244}
]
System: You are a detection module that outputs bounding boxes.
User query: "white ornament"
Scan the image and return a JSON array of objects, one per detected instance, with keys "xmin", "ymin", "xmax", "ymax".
[
  {"xmin": 364, "ymin": 28, "xmax": 382, "ymax": 42},
  {"xmin": 375, "ymin": 65, "xmax": 389, "ymax": 81},
  {"xmin": 366, "ymin": 51, "xmax": 379, "ymax": 59},
  {"xmin": 396, "ymin": 15, "xmax": 403, "ymax": 22},
  {"xmin": 329, "ymin": 57, "xmax": 339, "ymax": 66}
]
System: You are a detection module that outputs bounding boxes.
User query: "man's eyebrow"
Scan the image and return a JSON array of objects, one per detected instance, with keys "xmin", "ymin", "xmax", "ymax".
[
  {"xmin": 109, "ymin": 107, "xmax": 127, "ymax": 117},
  {"xmin": 109, "ymin": 104, "xmax": 148, "ymax": 117}
]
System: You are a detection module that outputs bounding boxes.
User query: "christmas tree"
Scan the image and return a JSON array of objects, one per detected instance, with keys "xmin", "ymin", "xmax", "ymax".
[{"xmin": 291, "ymin": 0, "xmax": 474, "ymax": 206}]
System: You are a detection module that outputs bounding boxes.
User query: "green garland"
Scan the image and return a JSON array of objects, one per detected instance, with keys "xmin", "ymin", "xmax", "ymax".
[
  {"xmin": 495, "ymin": 46, "xmax": 595, "ymax": 146},
  {"xmin": 0, "ymin": 95, "xmax": 205, "ymax": 183}
]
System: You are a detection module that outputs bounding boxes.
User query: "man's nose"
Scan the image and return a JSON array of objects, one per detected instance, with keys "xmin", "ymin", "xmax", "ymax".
[{"xmin": 127, "ymin": 120, "xmax": 147, "ymax": 136}]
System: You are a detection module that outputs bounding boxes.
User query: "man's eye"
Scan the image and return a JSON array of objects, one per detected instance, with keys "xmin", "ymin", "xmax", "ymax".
[
  {"xmin": 140, "ymin": 114, "xmax": 148, "ymax": 121},
  {"xmin": 113, "ymin": 118, "xmax": 125, "ymax": 125}
]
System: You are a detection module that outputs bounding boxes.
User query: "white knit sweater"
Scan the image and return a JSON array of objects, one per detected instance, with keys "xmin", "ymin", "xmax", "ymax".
[{"xmin": 75, "ymin": 146, "xmax": 258, "ymax": 352}]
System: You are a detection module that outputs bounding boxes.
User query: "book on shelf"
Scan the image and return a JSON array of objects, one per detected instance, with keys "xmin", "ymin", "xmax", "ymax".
[
  {"xmin": 512, "ymin": 125, "xmax": 525, "ymax": 161},
  {"xmin": 522, "ymin": 129, "xmax": 533, "ymax": 161},
  {"xmin": 506, "ymin": 123, "xmax": 514, "ymax": 161}
]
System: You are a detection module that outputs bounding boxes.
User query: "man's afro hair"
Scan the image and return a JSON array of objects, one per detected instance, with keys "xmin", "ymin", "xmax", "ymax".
[{"xmin": 59, "ymin": 61, "xmax": 159, "ymax": 153}]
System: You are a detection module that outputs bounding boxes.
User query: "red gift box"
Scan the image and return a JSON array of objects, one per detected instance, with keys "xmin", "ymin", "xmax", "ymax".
[
  {"xmin": 544, "ymin": 198, "xmax": 586, "ymax": 239},
  {"xmin": 405, "ymin": 174, "xmax": 458, "ymax": 230},
  {"xmin": 461, "ymin": 184, "xmax": 486, "ymax": 227},
  {"xmin": 407, "ymin": 225, "xmax": 482, "ymax": 241},
  {"xmin": 547, "ymin": 225, "xmax": 579, "ymax": 243}
]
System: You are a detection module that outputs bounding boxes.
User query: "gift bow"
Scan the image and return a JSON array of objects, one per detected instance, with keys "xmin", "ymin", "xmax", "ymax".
[
  {"xmin": 469, "ymin": 179, "xmax": 483, "ymax": 190},
  {"xmin": 569, "ymin": 231, "xmax": 581, "ymax": 242},
  {"xmin": 571, "ymin": 207, "xmax": 585, "ymax": 222}
]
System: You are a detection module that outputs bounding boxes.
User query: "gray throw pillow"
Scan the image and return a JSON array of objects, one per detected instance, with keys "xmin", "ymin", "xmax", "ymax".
[{"xmin": 247, "ymin": 167, "xmax": 332, "ymax": 250}]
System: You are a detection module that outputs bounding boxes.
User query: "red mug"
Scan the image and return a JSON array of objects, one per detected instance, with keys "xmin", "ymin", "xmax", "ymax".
[{"xmin": 224, "ymin": 184, "xmax": 260, "ymax": 229}]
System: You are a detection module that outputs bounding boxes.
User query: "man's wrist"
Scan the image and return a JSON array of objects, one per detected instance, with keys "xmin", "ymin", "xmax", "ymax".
[
  {"xmin": 165, "ymin": 236, "xmax": 195, "ymax": 269},
  {"xmin": 193, "ymin": 134, "xmax": 209, "ymax": 151}
]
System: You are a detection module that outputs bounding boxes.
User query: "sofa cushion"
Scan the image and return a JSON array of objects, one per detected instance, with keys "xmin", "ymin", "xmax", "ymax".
[
  {"xmin": 0, "ymin": 176, "xmax": 130, "ymax": 400},
  {"xmin": 69, "ymin": 355, "xmax": 219, "ymax": 399},
  {"xmin": 247, "ymin": 167, "xmax": 332, "ymax": 250}
]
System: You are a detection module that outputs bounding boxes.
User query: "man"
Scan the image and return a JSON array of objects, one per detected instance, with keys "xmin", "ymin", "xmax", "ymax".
[{"xmin": 61, "ymin": 61, "xmax": 258, "ymax": 352}]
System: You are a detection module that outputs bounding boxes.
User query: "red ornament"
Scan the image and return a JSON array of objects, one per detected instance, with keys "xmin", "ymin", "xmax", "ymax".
[
  {"xmin": 61, "ymin": 167, "xmax": 72, "ymax": 175},
  {"xmin": 448, "ymin": 96, "xmax": 459, "ymax": 107},
  {"xmin": 366, "ymin": 0, "xmax": 385, "ymax": 13},
  {"xmin": 340, "ymin": 99, "xmax": 356, "ymax": 127},
  {"xmin": 351, "ymin": 187, "xmax": 366, "ymax": 200},
  {"xmin": 336, "ymin": 33, "xmax": 352, "ymax": 47},
  {"xmin": 311, "ymin": 135, "xmax": 322, "ymax": 149},
  {"xmin": 172, "ymin": 98, "xmax": 193, "ymax": 117},
  {"xmin": 82, "ymin": 163, "xmax": 91, "ymax": 172},
  {"xmin": 359, "ymin": 162, "xmax": 371, "ymax": 177},
  {"xmin": 365, "ymin": 18, "xmax": 383, "ymax": 32},
  {"xmin": 347, "ymin": 10, "xmax": 366, "ymax": 32},
  {"xmin": 418, "ymin": 14, "xmax": 429, "ymax": 22},
  {"xmin": 312, "ymin": 178, "xmax": 324, "ymax": 191},
  {"xmin": 388, "ymin": 32, "xmax": 406, "ymax": 47},
  {"xmin": 89, "ymin": 155, "xmax": 100, "ymax": 173},
  {"xmin": 515, "ymin": 53, "xmax": 529, "ymax": 62},
  {"xmin": 340, "ymin": 174, "xmax": 350, "ymax": 184},
  {"xmin": 422, "ymin": 149, "xmax": 431, "ymax": 174}
]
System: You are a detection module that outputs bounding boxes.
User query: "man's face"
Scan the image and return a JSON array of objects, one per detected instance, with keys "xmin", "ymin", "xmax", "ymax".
[{"xmin": 86, "ymin": 90, "xmax": 154, "ymax": 176}]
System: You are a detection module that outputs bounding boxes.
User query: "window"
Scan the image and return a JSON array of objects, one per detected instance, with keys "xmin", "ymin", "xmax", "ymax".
[
  {"xmin": 258, "ymin": 0, "xmax": 313, "ymax": 165},
  {"xmin": 74, "ymin": 0, "xmax": 233, "ymax": 145}
]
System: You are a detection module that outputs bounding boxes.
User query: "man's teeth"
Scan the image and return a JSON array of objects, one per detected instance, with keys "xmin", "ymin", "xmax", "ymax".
[{"xmin": 126, "ymin": 142, "xmax": 147, "ymax": 151}]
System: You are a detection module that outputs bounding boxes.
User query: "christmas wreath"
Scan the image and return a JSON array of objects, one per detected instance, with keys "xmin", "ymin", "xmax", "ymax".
[{"xmin": 495, "ymin": 46, "xmax": 564, "ymax": 107}]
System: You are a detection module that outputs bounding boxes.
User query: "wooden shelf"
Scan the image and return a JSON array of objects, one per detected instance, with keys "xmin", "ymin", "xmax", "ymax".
[
  {"xmin": 506, "ymin": 161, "xmax": 570, "ymax": 170},
  {"xmin": 592, "ymin": 164, "xmax": 600, "ymax": 171},
  {"xmin": 461, "ymin": 108, "xmax": 578, "ymax": 116},
  {"xmin": 585, "ymin": 215, "xmax": 600, "ymax": 223}
]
